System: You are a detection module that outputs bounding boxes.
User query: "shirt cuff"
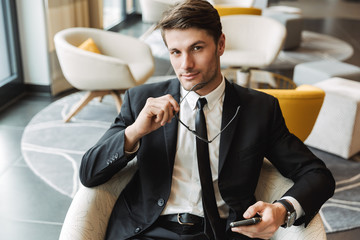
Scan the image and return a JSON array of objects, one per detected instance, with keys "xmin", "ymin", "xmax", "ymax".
[
  {"xmin": 281, "ymin": 196, "xmax": 304, "ymax": 220},
  {"xmin": 125, "ymin": 141, "xmax": 140, "ymax": 155}
]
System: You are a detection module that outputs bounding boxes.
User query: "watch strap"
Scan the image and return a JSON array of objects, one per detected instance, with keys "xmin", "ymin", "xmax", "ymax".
[{"xmin": 274, "ymin": 199, "xmax": 296, "ymax": 228}]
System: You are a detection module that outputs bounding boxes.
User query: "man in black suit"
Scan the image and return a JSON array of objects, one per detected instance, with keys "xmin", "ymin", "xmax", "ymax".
[{"xmin": 79, "ymin": 0, "xmax": 335, "ymax": 239}]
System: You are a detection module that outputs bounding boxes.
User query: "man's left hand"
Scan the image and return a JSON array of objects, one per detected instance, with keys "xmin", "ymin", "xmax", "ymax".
[{"xmin": 231, "ymin": 201, "xmax": 287, "ymax": 239}]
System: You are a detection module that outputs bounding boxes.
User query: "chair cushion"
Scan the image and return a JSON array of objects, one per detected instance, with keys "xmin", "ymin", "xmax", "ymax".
[
  {"xmin": 214, "ymin": 6, "xmax": 262, "ymax": 16},
  {"xmin": 78, "ymin": 38, "xmax": 101, "ymax": 54}
]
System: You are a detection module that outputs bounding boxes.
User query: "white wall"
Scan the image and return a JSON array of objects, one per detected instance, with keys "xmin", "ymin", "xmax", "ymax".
[{"xmin": 16, "ymin": 0, "xmax": 51, "ymax": 86}]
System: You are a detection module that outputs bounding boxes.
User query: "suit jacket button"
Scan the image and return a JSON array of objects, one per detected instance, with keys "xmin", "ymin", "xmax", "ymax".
[
  {"xmin": 157, "ymin": 198, "xmax": 165, "ymax": 207},
  {"xmin": 134, "ymin": 227, "xmax": 141, "ymax": 233}
]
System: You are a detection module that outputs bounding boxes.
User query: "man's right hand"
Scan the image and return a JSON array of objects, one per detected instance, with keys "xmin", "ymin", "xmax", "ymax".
[{"xmin": 124, "ymin": 94, "xmax": 179, "ymax": 152}]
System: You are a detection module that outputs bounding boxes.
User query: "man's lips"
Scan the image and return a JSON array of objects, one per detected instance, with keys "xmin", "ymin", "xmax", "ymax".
[{"xmin": 180, "ymin": 72, "xmax": 200, "ymax": 79}]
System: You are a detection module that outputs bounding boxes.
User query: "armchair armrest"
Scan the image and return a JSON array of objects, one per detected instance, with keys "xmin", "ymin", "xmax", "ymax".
[
  {"xmin": 255, "ymin": 159, "xmax": 327, "ymax": 240},
  {"xmin": 60, "ymin": 158, "xmax": 326, "ymax": 240},
  {"xmin": 59, "ymin": 160, "xmax": 137, "ymax": 240}
]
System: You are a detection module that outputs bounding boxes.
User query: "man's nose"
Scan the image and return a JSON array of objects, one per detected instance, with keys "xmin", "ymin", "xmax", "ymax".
[{"xmin": 181, "ymin": 53, "xmax": 194, "ymax": 70}]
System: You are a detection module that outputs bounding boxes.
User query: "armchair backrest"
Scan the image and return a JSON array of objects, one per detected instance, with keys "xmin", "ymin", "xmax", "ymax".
[
  {"xmin": 54, "ymin": 27, "xmax": 154, "ymax": 90},
  {"xmin": 221, "ymin": 14, "xmax": 286, "ymax": 68}
]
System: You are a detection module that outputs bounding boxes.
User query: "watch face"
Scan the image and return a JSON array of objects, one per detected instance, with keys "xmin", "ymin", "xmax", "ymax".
[{"xmin": 288, "ymin": 211, "xmax": 297, "ymax": 227}]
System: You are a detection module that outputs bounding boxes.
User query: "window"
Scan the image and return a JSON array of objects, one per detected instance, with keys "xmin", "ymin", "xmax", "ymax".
[
  {"xmin": 0, "ymin": 4, "xmax": 11, "ymax": 85},
  {"xmin": 0, "ymin": 0, "xmax": 24, "ymax": 108},
  {"xmin": 103, "ymin": 0, "xmax": 136, "ymax": 30}
]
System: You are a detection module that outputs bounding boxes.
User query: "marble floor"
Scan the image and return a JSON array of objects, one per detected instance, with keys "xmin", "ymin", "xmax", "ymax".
[{"xmin": 0, "ymin": 0, "xmax": 359, "ymax": 239}]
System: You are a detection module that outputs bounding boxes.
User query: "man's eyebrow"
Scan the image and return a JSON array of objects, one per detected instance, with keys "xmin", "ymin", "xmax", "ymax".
[
  {"xmin": 191, "ymin": 40, "xmax": 206, "ymax": 46},
  {"xmin": 168, "ymin": 40, "xmax": 206, "ymax": 52},
  {"xmin": 168, "ymin": 47, "xmax": 179, "ymax": 52}
]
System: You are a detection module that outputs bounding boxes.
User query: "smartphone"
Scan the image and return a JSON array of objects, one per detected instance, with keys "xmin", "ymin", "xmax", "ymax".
[{"xmin": 229, "ymin": 217, "xmax": 262, "ymax": 227}]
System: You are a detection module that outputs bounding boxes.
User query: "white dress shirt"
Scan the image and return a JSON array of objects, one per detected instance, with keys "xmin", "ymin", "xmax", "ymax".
[
  {"xmin": 159, "ymin": 77, "xmax": 304, "ymax": 219},
  {"xmin": 162, "ymin": 78, "xmax": 229, "ymax": 218}
]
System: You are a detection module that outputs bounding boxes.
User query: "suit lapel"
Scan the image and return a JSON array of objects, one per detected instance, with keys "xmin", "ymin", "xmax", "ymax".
[
  {"xmin": 163, "ymin": 79, "xmax": 181, "ymax": 174},
  {"xmin": 219, "ymin": 80, "xmax": 242, "ymax": 173}
]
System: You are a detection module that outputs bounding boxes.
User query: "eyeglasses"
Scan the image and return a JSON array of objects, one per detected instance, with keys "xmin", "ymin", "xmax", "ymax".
[{"xmin": 174, "ymin": 83, "xmax": 240, "ymax": 143}]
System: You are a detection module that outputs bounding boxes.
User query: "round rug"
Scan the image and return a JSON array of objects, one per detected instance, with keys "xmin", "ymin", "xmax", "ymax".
[{"xmin": 21, "ymin": 92, "xmax": 117, "ymax": 198}]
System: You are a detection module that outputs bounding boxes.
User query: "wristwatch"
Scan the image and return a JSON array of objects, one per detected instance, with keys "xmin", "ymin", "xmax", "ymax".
[{"xmin": 274, "ymin": 199, "xmax": 297, "ymax": 228}]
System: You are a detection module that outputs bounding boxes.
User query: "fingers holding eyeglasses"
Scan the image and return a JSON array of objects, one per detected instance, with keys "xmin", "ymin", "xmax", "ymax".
[
  {"xmin": 145, "ymin": 94, "xmax": 180, "ymax": 126},
  {"xmin": 125, "ymin": 95, "xmax": 179, "ymax": 150},
  {"xmin": 148, "ymin": 94, "xmax": 179, "ymax": 126},
  {"xmin": 130, "ymin": 94, "xmax": 179, "ymax": 137}
]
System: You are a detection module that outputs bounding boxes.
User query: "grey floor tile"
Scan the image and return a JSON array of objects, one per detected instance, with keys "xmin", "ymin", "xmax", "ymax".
[
  {"xmin": 120, "ymin": 21, "xmax": 153, "ymax": 38},
  {"xmin": 118, "ymin": 14, "xmax": 153, "ymax": 38},
  {"xmin": 0, "ymin": 165, "xmax": 72, "ymax": 224},
  {"xmin": 13, "ymin": 155, "xmax": 30, "ymax": 167},
  {"xmin": 0, "ymin": 217, "xmax": 62, "ymax": 240},
  {"xmin": 0, "ymin": 97, "xmax": 51, "ymax": 127},
  {"xmin": 327, "ymin": 228, "xmax": 360, "ymax": 240},
  {"xmin": 0, "ymin": 126, "xmax": 24, "ymax": 175}
]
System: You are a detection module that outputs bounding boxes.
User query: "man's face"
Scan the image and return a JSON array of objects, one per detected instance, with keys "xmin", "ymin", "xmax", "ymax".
[{"xmin": 164, "ymin": 28, "xmax": 225, "ymax": 96}]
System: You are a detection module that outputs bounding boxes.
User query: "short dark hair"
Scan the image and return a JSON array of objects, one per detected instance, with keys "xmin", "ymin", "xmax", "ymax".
[{"xmin": 156, "ymin": 0, "xmax": 222, "ymax": 45}]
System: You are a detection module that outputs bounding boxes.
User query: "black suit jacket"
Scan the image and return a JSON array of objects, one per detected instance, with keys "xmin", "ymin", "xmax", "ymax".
[{"xmin": 80, "ymin": 79, "xmax": 335, "ymax": 240}]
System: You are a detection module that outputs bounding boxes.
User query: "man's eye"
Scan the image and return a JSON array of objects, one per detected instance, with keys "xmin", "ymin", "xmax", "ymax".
[
  {"xmin": 193, "ymin": 46, "xmax": 202, "ymax": 51},
  {"xmin": 170, "ymin": 50, "xmax": 180, "ymax": 55}
]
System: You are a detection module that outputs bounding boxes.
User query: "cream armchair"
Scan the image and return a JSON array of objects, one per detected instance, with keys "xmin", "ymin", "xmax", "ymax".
[
  {"xmin": 139, "ymin": 0, "xmax": 182, "ymax": 23},
  {"xmin": 220, "ymin": 14, "xmax": 286, "ymax": 86},
  {"xmin": 59, "ymin": 158, "xmax": 327, "ymax": 240},
  {"xmin": 54, "ymin": 27, "xmax": 155, "ymax": 122}
]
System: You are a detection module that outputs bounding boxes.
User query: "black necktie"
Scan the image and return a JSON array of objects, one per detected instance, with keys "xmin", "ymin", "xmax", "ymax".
[{"xmin": 195, "ymin": 98, "xmax": 225, "ymax": 240}]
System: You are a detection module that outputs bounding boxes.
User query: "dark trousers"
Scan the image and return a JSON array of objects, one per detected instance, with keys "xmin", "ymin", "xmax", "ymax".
[
  {"xmin": 129, "ymin": 217, "xmax": 254, "ymax": 240},
  {"xmin": 130, "ymin": 225, "xmax": 208, "ymax": 240},
  {"xmin": 130, "ymin": 217, "xmax": 223, "ymax": 240}
]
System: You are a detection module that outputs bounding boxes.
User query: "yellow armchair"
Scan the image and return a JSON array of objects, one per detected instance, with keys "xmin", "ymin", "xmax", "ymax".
[
  {"xmin": 259, "ymin": 85, "xmax": 325, "ymax": 142},
  {"xmin": 211, "ymin": 0, "xmax": 261, "ymax": 16},
  {"xmin": 215, "ymin": 6, "xmax": 262, "ymax": 16}
]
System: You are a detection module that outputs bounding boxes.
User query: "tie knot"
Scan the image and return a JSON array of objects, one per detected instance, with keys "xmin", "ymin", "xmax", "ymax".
[{"xmin": 197, "ymin": 98, "xmax": 207, "ymax": 110}]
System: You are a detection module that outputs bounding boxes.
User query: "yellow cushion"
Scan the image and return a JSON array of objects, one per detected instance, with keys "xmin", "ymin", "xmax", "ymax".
[
  {"xmin": 215, "ymin": 6, "xmax": 262, "ymax": 16},
  {"xmin": 78, "ymin": 38, "xmax": 101, "ymax": 54}
]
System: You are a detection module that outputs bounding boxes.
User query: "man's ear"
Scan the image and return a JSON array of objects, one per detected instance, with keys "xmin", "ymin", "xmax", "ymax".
[{"xmin": 218, "ymin": 33, "xmax": 226, "ymax": 56}]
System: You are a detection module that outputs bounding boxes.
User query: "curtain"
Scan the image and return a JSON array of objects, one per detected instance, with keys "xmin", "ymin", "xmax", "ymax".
[{"xmin": 45, "ymin": 0, "xmax": 103, "ymax": 95}]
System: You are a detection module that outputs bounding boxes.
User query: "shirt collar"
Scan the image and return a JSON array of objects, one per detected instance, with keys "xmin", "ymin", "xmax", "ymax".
[{"xmin": 180, "ymin": 75, "xmax": 225, "ymax": 111}]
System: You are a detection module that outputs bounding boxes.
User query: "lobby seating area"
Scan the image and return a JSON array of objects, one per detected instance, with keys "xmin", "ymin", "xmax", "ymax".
[{"xmin": 1, "ymin": 0, "xmax": 360, "ymax": 239}]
